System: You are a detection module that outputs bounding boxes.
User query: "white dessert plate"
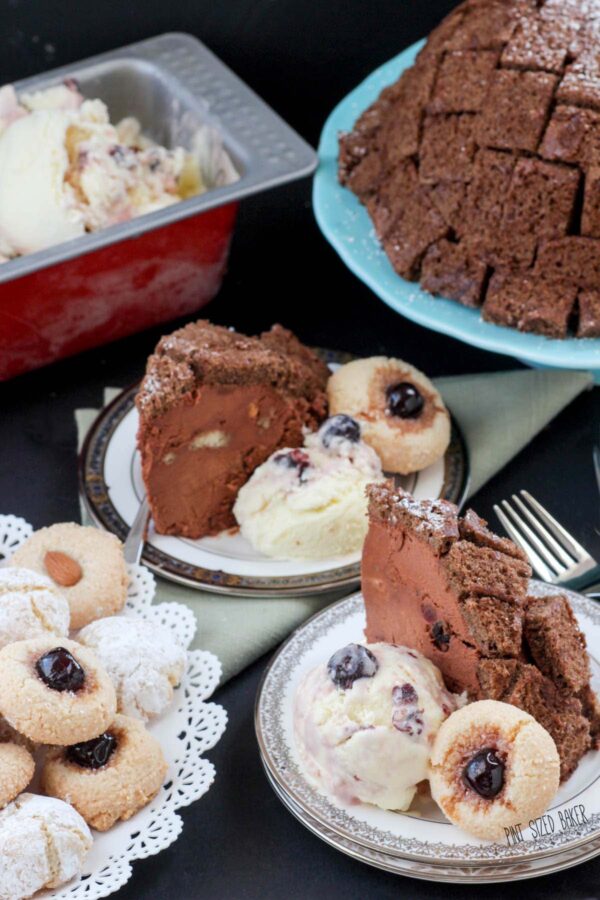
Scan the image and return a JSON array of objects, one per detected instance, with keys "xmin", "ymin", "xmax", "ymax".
[
  {"xmin": 0, "ymin": 513, "xmax": 227, "ymax": 900},
  {"xmin": 78, "ymin": 350, "xmax": 469, "ymax": 597},
  {"xmin": 255, "ymin": 586, "xmax": 600, "ymax": 883}
]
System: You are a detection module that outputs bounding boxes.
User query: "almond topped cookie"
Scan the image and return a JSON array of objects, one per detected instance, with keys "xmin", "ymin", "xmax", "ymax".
[{"xmin": 11, "ymin": 522, "xmax": 128, "ymax": 629}]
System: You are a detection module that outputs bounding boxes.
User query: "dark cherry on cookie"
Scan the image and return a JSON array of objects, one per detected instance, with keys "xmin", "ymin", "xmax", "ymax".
[
  {"xmin": 385, "ymin": 382, "xmax": 424, "ymax": 419},
  {"xmin": 463, "ymin": 748, "xmax": 505, "ymax": 799},
  {"xmin": 36, "ymin": 647, "xmax": 85, "ymax": 693},
  {"xmin": 327, "ymin": 643, "xmax": 378, "ymax": 689},
  {"xmin": 67, "ymin": 733, "xmax": 117, "ymax": 770},
  {"xmin": 320, "ymin": 414, "xmax": 361, "ymax": 447}
]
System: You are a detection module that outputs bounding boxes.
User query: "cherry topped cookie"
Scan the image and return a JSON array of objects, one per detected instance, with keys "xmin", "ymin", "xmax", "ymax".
[
  {"xmin": 327, "ymin": 357, "xmax": 450, "ymax": 474},
  {"xmin": 0, "ymin": 637, "xmax": 117, "ymax": 745},
  {"xmin": 42, "ymin": 713, "xmax": 168, "ymax": 831},
  {"xmin": 429, "ymin": 700, "xmax": 560, "ymax": 841},
  {"xmin": 11, "ymin": 522, "xmax": 129, "ymax": 629}
]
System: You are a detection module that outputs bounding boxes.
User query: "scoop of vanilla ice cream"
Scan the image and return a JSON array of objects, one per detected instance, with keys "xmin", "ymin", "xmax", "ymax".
[
  {"xmin": 0, "ymin": 79, "xmax": 235, "ymax": 262},
  {"xmin": 233, "ymin": 415, "xmax": 384, "ymax": 559},
  {"xmin": 294, "ymin": 642, "xmax": 460, "ymax": 811},
  {"xmin": 0, "ymin": 109, "xmax": 85, "ymax": 255}
]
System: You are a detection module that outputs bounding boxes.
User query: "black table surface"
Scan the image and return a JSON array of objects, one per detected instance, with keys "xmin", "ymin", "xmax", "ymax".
[{"xmin": 1, "ymin": 0, "xmax": 600, "ymax": 896}]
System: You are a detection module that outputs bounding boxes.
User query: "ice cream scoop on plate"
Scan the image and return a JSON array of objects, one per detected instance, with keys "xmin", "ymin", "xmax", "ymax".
[
  {"xmin": 294, "ymin": 641, "xmax": 461, "ymax": 811},
  {"xmin": 234, "ymin": 415, "xmax": 384, "ymax": 560}
]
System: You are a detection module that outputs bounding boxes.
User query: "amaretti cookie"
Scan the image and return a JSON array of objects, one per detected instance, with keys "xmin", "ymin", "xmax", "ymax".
[
  {"xmin": 0, "ymin": 793, "xmax": 92, "ymax": 899},
  {"xmin": 0, "ymin": 743, "xmax": 34, "ymax": 809},
  {"xmin": 0, "ymin": 637, "xmax": 117, "ymax": 745},
  {"xmin": 42, "ymin": 714, "xmax": 168, "ymax": 831},
  {"xmin": 327, "ymin": 357, "xmax": 450, "ymax": 473},
  {"xmin": 429, "ymin": 700, "xmax": 560, "ymax": 840},
  {"xmin": 0, "ymin": 567, "xmax": 70, "ymax": 648},
  {"xmin": 78, "ymin": 617, "xmax": 186, "ymax": 721},
  {"xmin": 11, "ymin": 522, "xmax": 128, "ymax": 630}
]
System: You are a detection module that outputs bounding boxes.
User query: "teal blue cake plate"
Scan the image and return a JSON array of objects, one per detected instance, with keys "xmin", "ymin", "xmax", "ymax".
[{"xmin": 313, "ymin": 40, "xmax": 600, "ymax": 381}]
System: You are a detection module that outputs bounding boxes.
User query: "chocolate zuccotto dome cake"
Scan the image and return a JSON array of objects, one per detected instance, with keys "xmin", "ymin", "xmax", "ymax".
[
  {"xmin": 362, "ymin": 484, "xmax": 600, "ymax": 779},
  {"xmin": 136, "ymin": 321, "xmax": 329, "ymax": 539},
  {"xmin": 339, "ymin": 0, "xmax": 600, "ymax": 339}
]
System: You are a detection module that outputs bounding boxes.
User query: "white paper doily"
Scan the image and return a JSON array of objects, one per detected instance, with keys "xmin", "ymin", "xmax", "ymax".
[{"xmin": 0, "ymin": 514, "xmax": 227, "ymax": 900}]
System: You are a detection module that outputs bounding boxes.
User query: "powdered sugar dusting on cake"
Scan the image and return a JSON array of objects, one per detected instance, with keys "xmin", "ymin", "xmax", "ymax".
[
  {"xmin": 135, "ymin": 320, "xmax": 330, "ymax": 423},
  {"xmin": 367, "ymin": 483, "xmax": 460, "ymax": 554}
]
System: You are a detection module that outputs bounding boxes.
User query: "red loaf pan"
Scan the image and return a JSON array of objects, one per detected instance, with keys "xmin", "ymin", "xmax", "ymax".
[{"xmin": 0, "ymin": 33, "xmax": 317, "ymax": 381}]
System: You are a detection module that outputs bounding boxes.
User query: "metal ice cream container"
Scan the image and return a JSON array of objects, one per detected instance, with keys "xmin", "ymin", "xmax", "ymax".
[{"xmin": 0, "ymin": 32, "xmax": 317, "ymax": 380}]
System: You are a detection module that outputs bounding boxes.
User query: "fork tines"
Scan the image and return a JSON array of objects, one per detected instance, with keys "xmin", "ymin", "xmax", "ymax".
[{"xmin": 493, "ymin": 490, "xmax": 596, "ymax": 585}]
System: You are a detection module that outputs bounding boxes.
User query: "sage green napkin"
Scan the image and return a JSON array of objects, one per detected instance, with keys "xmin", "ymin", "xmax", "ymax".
[{"xmin": 76, "ymin": 368, "xmax": 592, "ymax": 683}]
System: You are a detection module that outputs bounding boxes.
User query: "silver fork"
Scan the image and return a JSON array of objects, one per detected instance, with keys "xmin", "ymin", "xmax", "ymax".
[
  {"xmin": 494, "ymin": 490, "xmax": 600, "ymax": 594},
  {"xmin": 123, "ymin": 496, "xmax": 150, "ymax": 566}
]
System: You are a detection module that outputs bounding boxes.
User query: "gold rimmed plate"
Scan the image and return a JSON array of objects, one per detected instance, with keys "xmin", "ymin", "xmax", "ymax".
[{"xmin": 78, "ymin": 350, "xmax": 469, "ymax": 596}]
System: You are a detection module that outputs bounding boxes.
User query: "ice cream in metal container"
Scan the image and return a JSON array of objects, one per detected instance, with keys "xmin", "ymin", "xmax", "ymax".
[{"xmin": 0, "ymin": 32, "xmax": 317, "ymax": 381}]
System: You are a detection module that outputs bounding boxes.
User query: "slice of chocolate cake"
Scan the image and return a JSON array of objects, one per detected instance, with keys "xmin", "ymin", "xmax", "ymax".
[
  {"xmin": 479, "ymin": 659, "xmax": 590, "ymax": 780},
  {"xmin": 136, "ymin": 321, "xmax": 329, "ymax": 539},
  {"xmin": 362, "ymin": 484, "xmax": 598, "ymax": 779}
]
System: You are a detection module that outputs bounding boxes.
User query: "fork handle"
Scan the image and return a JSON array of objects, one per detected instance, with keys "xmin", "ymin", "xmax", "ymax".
[{"xmin": 564, "ymin": 565, "xmax": 600, "ymax": 596}]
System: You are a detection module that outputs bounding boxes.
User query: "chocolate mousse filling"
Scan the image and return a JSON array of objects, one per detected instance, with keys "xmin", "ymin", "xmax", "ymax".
[{"xmin": 362, "ymin": 484, "xmax": 598, "ymax": 780}]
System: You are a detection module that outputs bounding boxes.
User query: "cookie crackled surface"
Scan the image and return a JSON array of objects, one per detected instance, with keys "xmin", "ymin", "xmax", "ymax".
[
  {"xmin": 0, "ymin": 793, "xmax": 92, "ymax": 899},
  {"xmin": 339, "ymin": 0, "xmax": 600, "ymax": 338},
  {"xmin": 136, "ymin": 320, "xmax": 330, "ymax": 539},
  {"xmin": 78, "ymin": 616, "xmax": 186, "ymax": 721},
  {"xmin": 0, "ymin": 567, "xmax": 69, "ymax": 648},
  {"xmin": 362, "ymin": 484, "xmax": 598, "ymax": 779}
]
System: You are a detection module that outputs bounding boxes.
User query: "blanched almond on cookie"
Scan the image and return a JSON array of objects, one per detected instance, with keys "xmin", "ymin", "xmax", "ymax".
[{"xmin": 44, "ymin": 551, "xmax": 83, "ymax": 587}]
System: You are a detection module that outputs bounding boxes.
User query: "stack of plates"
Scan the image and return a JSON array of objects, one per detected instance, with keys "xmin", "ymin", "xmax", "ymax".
[{"xmin": 255, "ymin": 588, "xmax": 600, "ymax": 883}]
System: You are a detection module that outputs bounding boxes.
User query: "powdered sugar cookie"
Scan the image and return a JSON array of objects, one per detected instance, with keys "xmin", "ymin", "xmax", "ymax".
[
  {"xmin": 0, "ymin": 744, "xmax": 34, "ymax": 810},
  {"xmin": 78, "ymin": 617, "xmax": 186, "ymax": 721},
  {"xmin": 11, "ymin": 522, "xmax": 129, "ymax": 629},
  {"xmin": 327, "ymin": 357, "xmax": 450, "ymax": 474},
  {"xmin": 0, "ymin": 567, "xmax": 70, "ymax": 648},
  {"xmin": 429, "ymin": 700, "xmax": 560, "ymax": 841},
  {"xmin": 42, "ymin": 714, "xmax": 168, "ymax": 831},
  {"xmin": 0, "ymin": 793, "xmax": 92, "ymax": 899},
  {"xmin": 0, "ymin": 637, "xmax": 117, "ymax": 746}
]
